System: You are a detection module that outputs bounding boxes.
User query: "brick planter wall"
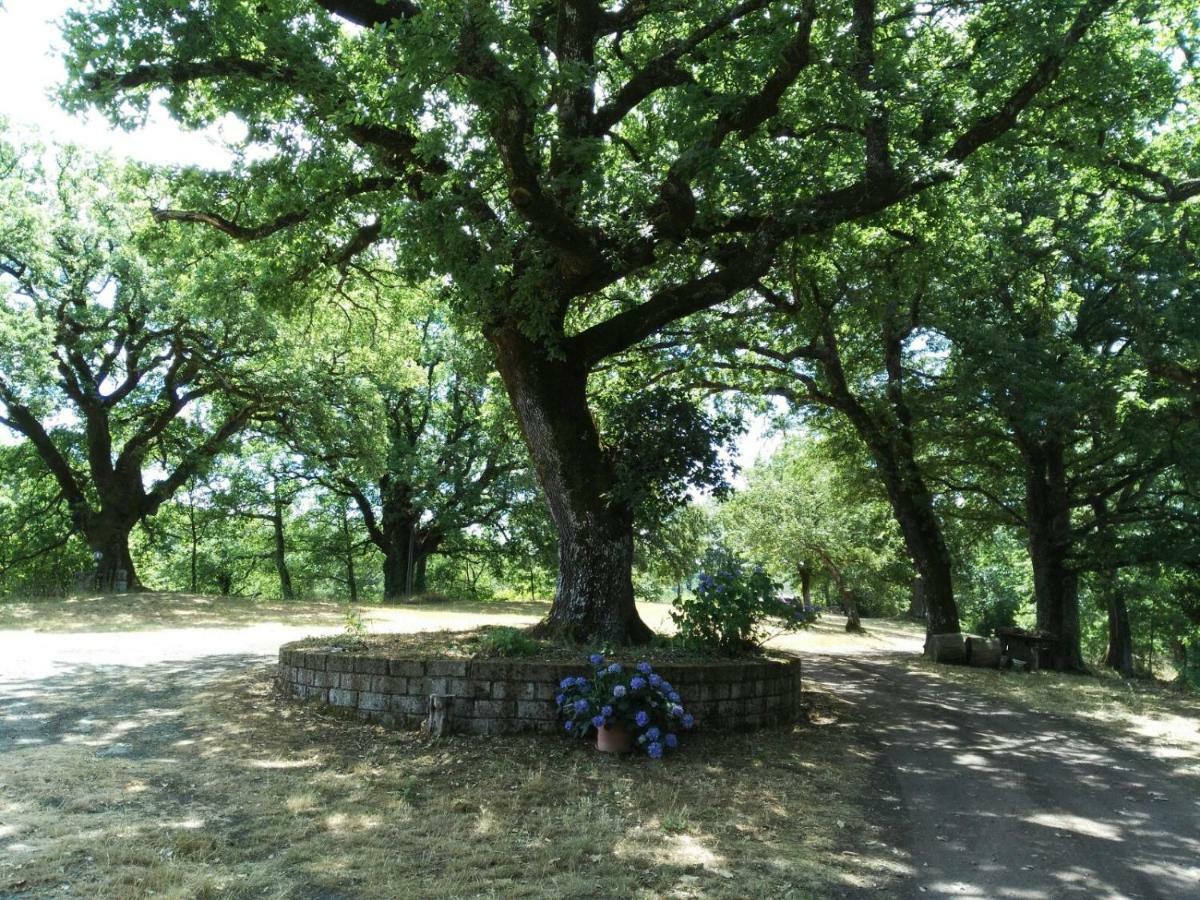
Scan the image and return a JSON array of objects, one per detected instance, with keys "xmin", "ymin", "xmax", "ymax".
[{"xmin": 278, "ymin": 643, "xmax": 802, "ymax": 736}]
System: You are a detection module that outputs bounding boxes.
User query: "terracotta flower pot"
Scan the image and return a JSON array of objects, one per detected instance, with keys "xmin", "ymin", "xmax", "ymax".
[{"xmin": 596, "ymin": 722, "xmax": 633, "ymax": 753}]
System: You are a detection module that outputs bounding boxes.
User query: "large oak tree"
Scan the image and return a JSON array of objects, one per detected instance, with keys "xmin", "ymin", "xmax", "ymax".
[
  {"xmin": 0, "ymin": 144, "xmax": 280, "ymax": 589},
  {"xmin": 61, "ymin": 0, "xmax": 1169, "ymax": 640}
]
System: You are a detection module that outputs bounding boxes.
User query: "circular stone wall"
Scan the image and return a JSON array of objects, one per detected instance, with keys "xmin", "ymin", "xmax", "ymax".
[{"xmin": 278, "ymin": 643, "xmax": 802, "ymax": 736}]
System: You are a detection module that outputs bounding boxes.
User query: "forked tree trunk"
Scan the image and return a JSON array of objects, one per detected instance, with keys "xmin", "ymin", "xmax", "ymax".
[
  {"xmin": 798, "ymin": 562, "xmax": 812, "ymax": 606},
  {"xmin": 1022, "ymin": 438, "xmax": 1085, "ymax": 671},
  {"xmin": 491, "ymin": 326, "xmax": 651, "ymax": 644}
]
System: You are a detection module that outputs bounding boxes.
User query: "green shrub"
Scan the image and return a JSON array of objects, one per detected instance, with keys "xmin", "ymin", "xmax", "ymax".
[
  {"xmin": 477, "ymin": 626, "xmax": 539, "ymax": 658},
  {"xmin": 671, "ymin": 547, "xmax": 813, "ymax": 652}
]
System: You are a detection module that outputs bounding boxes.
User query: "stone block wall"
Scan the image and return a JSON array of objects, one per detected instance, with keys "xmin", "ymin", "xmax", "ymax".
[{"xmin": 278, "ymin": 644, "xmax": 802, "ymax": 736}]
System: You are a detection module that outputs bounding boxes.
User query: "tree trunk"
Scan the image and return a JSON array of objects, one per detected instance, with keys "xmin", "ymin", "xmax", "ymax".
[
  {"xmin": 341, "ymin": 503, "xmax": 359, "ymax": 603},
  {"xmin": 187, "ymin": 491, "xmax": 199, "ymax": 594},
  {"xmin": 817, "ymin": 321, "xmax": 959, "ymax": 638},
  {"xmin": 842, "ymin": 588, "xmax": 863, "ymax": 633},
  {"xmin": 799, "ymin": 563, "xmax": 812, "ymax": 606},
  {"xmin": 866, "ymin": 440, "xmax": 959, "ymax": 636},
  {"xmin": 414, "ymin": 552, "xmax": 428, "ymax": 593},
  {"xmin": 271, "ymin": 491, "xmax": 294, "ymax": 601},
  {"xmin": 1103, "ymin": 585, "xmax": 1134, "ymax": 676},
  {"xmin": 909, "ymin": 576, "xmax": 927, "ymax": 621},
  {"xmin": 85, "ymin": 513, "xmax": 138, "ymax": 593},
  {"xmin": 491, "ymin": 326, "xmax": 651, "ymax": 644},
  {"xmin": 1022, "ymin": 438, "xmax": 1084, "ymax": 671},
  {"xmin": 380, "ymin": 480, "xmax": 419, "ymax": 601}
]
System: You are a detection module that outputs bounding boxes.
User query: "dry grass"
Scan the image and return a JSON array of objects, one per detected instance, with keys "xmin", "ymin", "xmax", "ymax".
[
  {"xmin": 0, "ymin": 593, "xmax": 909, "ymax": 898},
  {"xmin": 768, "ymin": 615, "xmax": 926, "ymax": 657},
  {"xmin": 0, "ymin": 592, "xmax": 551, "ymax": 634},
  {"xmin": 1, "ymin": 665, "xmax": 905, "ymax": 899},
  {"xmin": 905, "ymin": 659, "xmax": 1200, "ymax": 777}
]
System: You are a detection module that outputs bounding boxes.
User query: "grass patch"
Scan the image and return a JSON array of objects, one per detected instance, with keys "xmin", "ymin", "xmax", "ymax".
[{"xmin": 1, "ymin": 664, "xmax": 905, "ymax": 898}]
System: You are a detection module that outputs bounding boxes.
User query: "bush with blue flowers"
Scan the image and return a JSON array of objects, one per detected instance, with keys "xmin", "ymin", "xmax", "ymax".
[
  {"xmin": 672, "ymin": 546, "xmax": 817, "ymax": 652},
  {"xmin": 556, "ymin": 654, "xmax": 694, "ymax": 757}
]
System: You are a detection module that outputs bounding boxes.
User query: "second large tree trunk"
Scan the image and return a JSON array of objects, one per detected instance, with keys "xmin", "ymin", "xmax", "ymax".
[
  {"xmin": 862, "ymin": 436, "xmax": 960, "ymax": 637},
  {"xmin": 1103, "ymin": 585, "xmax": 1134, "ymax": 676},
  {"xmin": 491, "ymin": 327, "xmax": 652, "ymax": 644},
  {"xmin": 1022, "ymin": 437, "xmax": 1085, "ymax": 671}
]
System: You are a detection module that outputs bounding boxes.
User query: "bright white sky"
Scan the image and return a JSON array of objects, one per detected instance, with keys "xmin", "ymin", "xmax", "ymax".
[{"xmin": 0, "ymin": 0, "xmax": 238, "ymax": 167}]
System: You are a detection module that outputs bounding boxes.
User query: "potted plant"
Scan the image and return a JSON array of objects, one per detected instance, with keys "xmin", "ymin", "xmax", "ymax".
[{"xmin": 556, "ymin": 654, "xmax": 695, "ymax": 757}]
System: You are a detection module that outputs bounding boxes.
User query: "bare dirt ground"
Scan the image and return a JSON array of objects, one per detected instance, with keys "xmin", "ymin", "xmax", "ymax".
[{"xmin": 2, "ymin": 597, "xmax": 1197, "ymax": 899}]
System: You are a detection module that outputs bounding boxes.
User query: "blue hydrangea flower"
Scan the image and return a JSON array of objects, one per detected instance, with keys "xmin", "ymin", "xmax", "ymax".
[
  {"xmin": 660, "ymin": 681, "xmax": 673, "ymax": 693},
  {"xmin": 668, "ymin": 691, "xmax": 681, "ymax": 703},
  {"xmin": 682, "ymin": 713, "xmax": 695, "ymax": 729},
  {"xmin": 648, "ymin": 674, "xmax": 663, "ymax": 688},
  {"xmin": 560, "ymin": 676, "xmax": 574, "ymax": 689},
  {"xmin": 555, "ymin": 693, "xmax": 565, "ymax": 706},
  {"xmin": 601, "ymin": 705, "xmax": 613, "ymax": 717},
  {"xmin": 635, "ymin": 710, "xmax": 650, "ymax": 728},
  {"xmin": 575, "ymin": 678, "xmax": 589, "ymax": 690},
  {"xmin": 645, "ymin": 726, "xmax": 661, "ymax": 741},
  {"xmin": 636, "ymin": 661, "xmax": 652, "ymax": 675},
  {"xmin": 630, "ymin": 676, "xmax": 647, "ymax": 691},
  {"xmin": 564, "ymin": 721, "xmax": 574, "ymax": 733},
  {"xmin": 607, "ymin": 663, "xmax": 622, "ymax": 675},
  {"xmin": 612, "ymin": 684, "xmax": 626, "ymax": 698},
  {"xmin": 592, "ymin": 714, "xmax": 605, "ymax": 728},
  {"xmin": 574, "ymin": 698, "xmax": 590, "ymax": 713},
  {"xmin": 665, "ymin": 733, "xmax": 679, "ymax": 749},
  {"xmin": 669, "ymin": 704, "xmax": 683, "ymax": 718},
  {"xmin": 589, "ymin": 653, "xmax": 604, "ymax": 666},
  {"xmin": 647, "ymin": 741, "xmax": 664, "ymax": 759}
]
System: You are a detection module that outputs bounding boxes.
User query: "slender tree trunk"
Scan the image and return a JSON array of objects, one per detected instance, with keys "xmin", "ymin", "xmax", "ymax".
[
  {"xmin": 187, "ymin": 489, "xmax": 199, "ymax": 594},
  {"xmin": 1022, "ymin": 438, "xmax": 1084, "ymax": 671},
  {"xmin": 341, "ymin": 503, "xmax": 358, "ymax": 604},
  {"xmin": 1103, "ymin": 585, "xmax": 1134, "ymax": 676},
  {"xmin": 271, "ymin": 490, "xmax": 294, "ymax": 601},
  {"xmin": 491, "ymin": 326, "xmax": 651, "ymax": 644},
  {"xmin": 799, "ymin": 563, "xmax": 812, "ymax": 606}
]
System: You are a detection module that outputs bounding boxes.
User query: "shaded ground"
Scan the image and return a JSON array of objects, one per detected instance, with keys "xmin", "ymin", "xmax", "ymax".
[
  {"xmin": 2, "ymin": 596, "xmax": 1196, "ymax": 898},
  {"xmin": 0, "ymin": 596, "xmax": 899, "ymax": 899},
  {"xmin": 804, "ymin": 653, "xmax": 1200, "ymax": 899}
]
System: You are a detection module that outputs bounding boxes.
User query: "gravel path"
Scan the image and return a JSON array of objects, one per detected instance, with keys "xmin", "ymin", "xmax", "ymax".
[{"xmin": 804, "ymin": 654, "xmax": 1200, "ymax": 900}]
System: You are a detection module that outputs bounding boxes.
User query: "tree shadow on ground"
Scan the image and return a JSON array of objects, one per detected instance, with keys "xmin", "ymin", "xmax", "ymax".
[
  {"xmin": 804, "ymin": 653, "xmax": 1200, "ymax": 899},
  {"xmin": 1, "ymin": 651, "xmax": 903, "ymax": 898}
]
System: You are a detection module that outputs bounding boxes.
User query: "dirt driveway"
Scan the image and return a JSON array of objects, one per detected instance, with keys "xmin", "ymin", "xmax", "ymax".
[{"xmin": 804, "ymin": 654, "xmax": 1200, "ymax": 899}]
